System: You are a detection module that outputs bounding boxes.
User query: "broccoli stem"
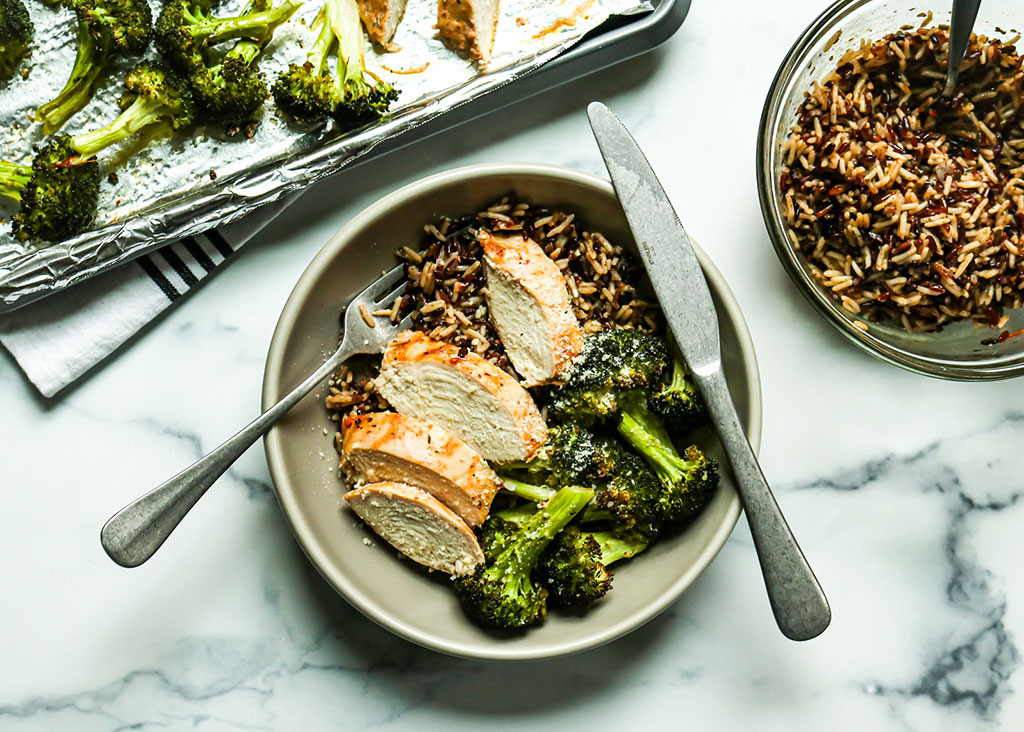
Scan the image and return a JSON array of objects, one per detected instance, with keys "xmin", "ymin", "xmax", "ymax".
[
  {"xmin": 37, "ymin": 22, "xmax": 112, "ymax": 133},
  {"xmin": 0, "ymin": 160, "xmax": 31, "ymax": 201},
  {"xmin": 495, "ymin": 486, "xmax": 594, "ymax": 568},
  {"xmin": 70, "ymin": 95, "xmax": 170, "ymax": 158},
  {"xmin": 191, "ymin": 2, "xmax": 298, "ymax": 46},
  {"xmin": 618, "ymin": 410, "xmax": 689, "ymax": 485},
  {"xmin": 501, "ymin": 477, "xmax": 555, "ymax": 504},
  {"xmin": 590, "ymin": 531, "xmax": 649, "ymax": 565},
  {"xmin": 305, "ymin": 8, "xmax": 337, "ymax": 74},
  {"xmin": 325, "ymin": 0, "xmax": 362, "ymax": 83},
  {"xmin": 667, "ymin": 359, "xmax": 688, "ymax": 393}
]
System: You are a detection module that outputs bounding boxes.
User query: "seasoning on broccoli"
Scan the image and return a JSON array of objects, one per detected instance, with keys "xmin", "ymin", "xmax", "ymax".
[
  {"xmin": 0, "ymin": 0, "xmax": 33, "ymax": 82},
  {"xmin": 156, "ymin": 0, "xmax": 300, "ymax": 73},
  {"xmin": 547, "ymin": 328, "xmax": 669, "ymax": 426},
  {"xmin": 272, "ymin": 0, "xmax": 397, "ymax": 128},
  {"xmin": 36, "ymin": 0, "xmax": 153, "ymax": 133},
  {"xmin": 579, "ymin": 435, "xmax": 664, "ymax": 537},
  {"xmin": 454, "ymin": 486, "xmax": 593, "ymax": 630},
  {"xmin": 0, "ymin": 138, "xmax": 100, "ymax": 242},
  {"xmin": 501, "ymin": 424, "xmax": 596, "ymax": 486}
]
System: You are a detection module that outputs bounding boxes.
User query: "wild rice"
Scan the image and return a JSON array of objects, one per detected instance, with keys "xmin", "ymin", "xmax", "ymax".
[{"xmin": 781, "ymin": 28, "xmax": 1024, "ymax": 331}]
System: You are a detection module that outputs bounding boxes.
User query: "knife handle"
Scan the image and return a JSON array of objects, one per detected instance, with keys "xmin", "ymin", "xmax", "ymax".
[{"xmin": 697, "ymin": 367, "xmax": 831, "ymax": 641}]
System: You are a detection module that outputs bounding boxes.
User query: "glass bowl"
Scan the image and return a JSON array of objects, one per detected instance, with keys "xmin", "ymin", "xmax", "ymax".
[{"xmin": 757, "ymin": 0, "xmax": 1024, "ymax": 380}]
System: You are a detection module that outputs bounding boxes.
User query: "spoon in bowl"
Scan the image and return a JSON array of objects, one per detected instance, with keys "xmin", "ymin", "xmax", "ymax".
[{"xmin": 942, "ymin": 0, "xmax": 982, "ymax": 98}]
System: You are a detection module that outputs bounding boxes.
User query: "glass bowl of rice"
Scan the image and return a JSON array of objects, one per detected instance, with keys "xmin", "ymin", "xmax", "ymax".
[{"xmin": 758, "ymin": 0, "xmax": 1024, "ymax": 380}]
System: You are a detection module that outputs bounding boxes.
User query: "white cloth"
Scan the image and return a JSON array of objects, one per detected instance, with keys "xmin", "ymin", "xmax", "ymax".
[{"xmin": 0, "ymin": 196, "xmax": 297, "ymax": 397}]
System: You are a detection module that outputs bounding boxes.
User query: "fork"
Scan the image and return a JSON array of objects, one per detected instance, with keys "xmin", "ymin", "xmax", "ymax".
[{"xmin": 100, "ymin": 265, "xmax": 414, "ymax": 568}]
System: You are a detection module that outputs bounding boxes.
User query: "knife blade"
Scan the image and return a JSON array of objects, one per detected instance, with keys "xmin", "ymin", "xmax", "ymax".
[{"xmin": 587, "ymin": 101, "xmax": 831, "ymax": 641}]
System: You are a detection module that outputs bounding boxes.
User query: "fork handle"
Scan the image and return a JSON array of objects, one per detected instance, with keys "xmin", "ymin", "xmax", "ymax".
[
  {"xmin": 696, "ymin": 367, "xmax": 831, "ymax": 641},
  {"xmin": 100, "ymin": 342, "xmax": 353, "ymax": 568}
]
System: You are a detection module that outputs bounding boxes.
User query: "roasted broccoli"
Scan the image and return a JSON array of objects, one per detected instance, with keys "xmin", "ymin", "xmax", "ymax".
[
  {"xmin": 501, "ymin": 424, "xmax": 596, "ymax": 485},
  {"xmin": 580, "ymin": 436, "xmax": 663, "ymax": 537},
  {"xmin": 618, "ymin": 396, "xmax": 718, "ymax": 524},
  {"xmin": 69, "ymin": 61, "xmax": 196, "ymax": 157},
  {"xmin": 36, "ymin": 0, "xmax": 152, "ymax": 133},
  {"xmin": 1, "ymin": 62, "xmax": 192, "ymax": 242},
  {"xmin": 0, "ymin": 137, "xmax": 100, "ymax": 242},
  {"xmin": 156, "ymin": 0, "xmax": 300, "ymax": 73},
  {"xmin": 648, "ymin": 354, "xmax": 707, "ymax": 429},
  {"xmin": 536, "ymin": 527, "xmax": 654, "ymax": 608},
  {"xmin": 499, "ymin": 476, "xmax": 554, "ymax": 505},
  {"xmin": 184, "ymin": 0, "xmax": 297, "ymax": 123},
  {"xmin": 272, "ymin": 0, "xmax": 397, "ymax": 127},
  {"xmin": 454, "ymin": 486, "xmax": 593, "ymax": 630},
  {"xmin": 0, "ymin": 0, "xmax": 32, "ymax": 82},
  {"xmin": 548, "ymin": 328, "xmax": 669, "ymax": 426}
]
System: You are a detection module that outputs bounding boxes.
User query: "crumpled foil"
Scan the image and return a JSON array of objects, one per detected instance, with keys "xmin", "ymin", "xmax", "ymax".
[{"xmin": 0, "ymin": 0, "xmax": 651, "ymax": 311}]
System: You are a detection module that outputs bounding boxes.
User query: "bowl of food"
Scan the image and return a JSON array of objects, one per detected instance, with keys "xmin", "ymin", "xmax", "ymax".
[
  {"xmin": 758, "ymin": 0, "xmax": 1024, "ymax": 379},
  {"xmin": 262, "ymin": 163, "xmax": 761, "ymax": 659}
]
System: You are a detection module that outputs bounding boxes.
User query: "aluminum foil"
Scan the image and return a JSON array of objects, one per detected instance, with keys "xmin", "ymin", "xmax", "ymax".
[{"xmin": 0, "ymin": 0, "xmax": 651, "ymax": 311}]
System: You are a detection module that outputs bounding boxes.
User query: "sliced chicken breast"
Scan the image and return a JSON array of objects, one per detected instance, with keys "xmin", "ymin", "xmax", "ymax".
[
  {"xmin": 345, "ymin": 481, "xmax": 484, "ymax": 575},
  {"xmin": 357, "ymin": 0, "xmax": 407, "ymax": 44},
  {"xmin": 481, "ymin": 231, "xmax": 584, "ymax": 386},
  {"xmin": 436, "ymin": 0, "xmax": 499, "ymax": 64},
  {"xmin": 375, "ymin": 331, "xmax": 547, "ymax": 463},
  {"xmin": 341, "ymin": 412, "xmax": 501, "ymax": 526}
]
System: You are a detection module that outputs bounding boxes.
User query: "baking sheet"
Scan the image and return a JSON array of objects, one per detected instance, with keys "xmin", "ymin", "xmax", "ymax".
[{"xmin": 0, "ymin": 0, "xmax": 651, "ymax": 310}]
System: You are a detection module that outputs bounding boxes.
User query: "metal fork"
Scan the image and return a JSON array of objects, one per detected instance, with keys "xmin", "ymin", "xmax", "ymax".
[{"xmin": 100, "ymin": 265, "xmax": 414, "ymax": 568}]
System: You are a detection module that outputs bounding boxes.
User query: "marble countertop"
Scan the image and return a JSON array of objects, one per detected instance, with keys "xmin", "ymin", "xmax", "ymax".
[{"xmin": 3, "ymin": 0, "xmax": 1022, "ymax": 729}]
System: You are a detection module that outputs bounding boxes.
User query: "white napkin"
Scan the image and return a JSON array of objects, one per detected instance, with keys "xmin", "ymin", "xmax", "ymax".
[{"xmin": 0, "ymin": 195, "xmax": 298, "ymax": 397}]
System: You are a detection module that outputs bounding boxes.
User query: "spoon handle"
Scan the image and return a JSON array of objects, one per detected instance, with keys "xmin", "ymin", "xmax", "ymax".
[
  {"xmin": 696, "ymin": 367, "xmax": 832, "ymax": 641},
  {"xmin": 943, "ymin": 0, "xmax": 983, "ymax": 97}
]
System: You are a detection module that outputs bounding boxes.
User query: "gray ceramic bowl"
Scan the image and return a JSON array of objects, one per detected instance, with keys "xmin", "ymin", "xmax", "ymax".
[{"xmin": 262, "ymin": 163, "xmax": 762, "ymax": 660}]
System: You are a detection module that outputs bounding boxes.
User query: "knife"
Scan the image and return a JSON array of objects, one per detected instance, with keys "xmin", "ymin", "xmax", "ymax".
[{"xmin": 587, "ymin": 102, "xmax": 831, "ymax": 641}]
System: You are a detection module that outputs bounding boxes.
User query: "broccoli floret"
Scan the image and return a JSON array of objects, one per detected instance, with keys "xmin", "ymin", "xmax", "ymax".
[
  {"xmin": 70, "ymin": 61, "xmax": 196, "ymax": 157},
  {"xmin": 535, "ymin": 527, "xmax": 612, "ymax": 608},
  {"xmin": 580, "ymin": 436, "xmax": 663, "ymax": 536},
  {"xmin": 501, "ymin": 424, "xmax": 596, "ymax": 485},
  {"xmin": 0, "ymin": 0, "xmax": 32, "ymax": 82},
  {"xmin": 454, "ymin": 486, "xmax": 593, "ymax": 630},
  {"xmin": 272, "ymin": 0, "xmax": 397, "ymax": 128},
  {"xmin": 618, "ymin": 397, "xmax": 718, "ymax": 524},
  {"xmin": 156, "ymin": 0, "xmax": 300, "ymax": 73},
  {"xmin": 0, "ymin": 137, "xmax": 101, "ymax": 242},
  {"xmin": 186, "ymin": 0, "xmax": 297, "ymax": 124},
  {"xmin": 648, "ymin": 355, "xmax": 706, "ymax": 429},
  {"xmin": 36, "ymin": 0, "xmax": 152, "ymax": 133},
  {"xmin": 548, "ymin": 329, "xmax": 669, "ymax": 425}
]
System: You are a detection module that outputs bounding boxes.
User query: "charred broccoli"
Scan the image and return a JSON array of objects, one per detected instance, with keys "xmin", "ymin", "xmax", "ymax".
[
  {"xmin": 501, "ymin": 424, "xmax": 596, "ymax": 485},
  {"xmin": 548, "ymin": 328, "xmax": 669, "ymax": 426},
  {"xmin": 0, "ymin": 0, "xmax": 32, "ymax": 82},
  {"xmin": 454, "ymin": 486, "xmax": 593, "ymax": 629},
  {"xmin": 618, "ymin": 396, "xmax": 718, "ymax": 524},
  {"xmin": 185, "ymin": 0, "xmax": 297, "ymax": 123},
  {"xmin": 0, "ymin": 137, "xmax": 100, "ymax": 242},
  {"xmin": 36, "ymin": 0, "xmax": 152, "ymax": 133},
  {"xmin": 648, "ymin": 354, "xmax": 706, "ymax": 429},
  {"xmin": 156, "ymin": 0, "xmax": 300, "ymax": 73},
  {"xmin": 580, "ymin": 436, "xmax": 663, "ymax": 537},
  {"xmin": 535, "ymin": 527, "xmax": 613, "ymax": 608},
  {"xmin": 272, "ymin": 0, "xmax": 397, "ymax": 127}
]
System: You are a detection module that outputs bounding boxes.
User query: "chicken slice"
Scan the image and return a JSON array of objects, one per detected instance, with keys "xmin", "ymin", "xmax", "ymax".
[
  {"xmin": 375, "ymin": 331, "xmax": 547, "ymax": 463},
  {"xmin": 436, "ymin": 0, "xmax": 500, "ymax": 64},
  {"xmin": 341, "ymin": 412, "xmax": 501, "ymax": 526},
  {"xmin": 481, "ymin": 230, "xmax": 584, "ymax": 386},
  {"xmin": 357, "ymin": 0, "xmax": 407, "ymax": 45},
  {"xmin": 345, "ymin": 481, "xmax": 484, "ymax": 575}
]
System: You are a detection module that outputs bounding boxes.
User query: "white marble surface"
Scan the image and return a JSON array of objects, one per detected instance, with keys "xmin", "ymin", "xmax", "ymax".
[{"xmin": 3, "ymin": 0, "xmax": 1024, "ymax": 729}]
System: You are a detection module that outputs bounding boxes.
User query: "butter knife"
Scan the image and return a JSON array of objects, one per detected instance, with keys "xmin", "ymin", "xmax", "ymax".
[{"xmin": 588, "ymin": 102, "xmax": 831, "ymax": 641}]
